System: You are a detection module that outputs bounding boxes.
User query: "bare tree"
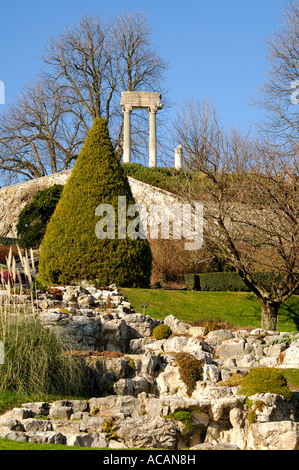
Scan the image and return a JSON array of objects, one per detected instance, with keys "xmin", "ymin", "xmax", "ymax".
[
  {"xmin": 172, "ymin": 105, "xmax": 299, "ymax": 330},
  {"xmin": 0, "ymin": 78, "xmax": 85, "ymax": 183},
  {"xmin": 42, "ymin": 12, "xmax": 168, "ymax": 158},
  {"xmin": 254, "ymin": 0, "xmax": 299, "ymax": 153},
  {"xmin": 171, "ymin": 98, "xmax": 223, "ymax": 171},
  {"xmin": 0, "ymin": 12, "xmax": 168, "ymax": 183}
]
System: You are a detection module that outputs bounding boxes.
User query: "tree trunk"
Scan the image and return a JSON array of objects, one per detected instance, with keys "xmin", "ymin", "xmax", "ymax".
[{"xmin": 259, "ymin": 300, "xmax": 280, "ymax": 331}]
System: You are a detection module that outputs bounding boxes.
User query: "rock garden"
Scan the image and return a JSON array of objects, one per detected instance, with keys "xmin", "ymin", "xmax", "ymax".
[{"xmin": 0, "ymin": 283, "xmax": 298, "ymax": 450}]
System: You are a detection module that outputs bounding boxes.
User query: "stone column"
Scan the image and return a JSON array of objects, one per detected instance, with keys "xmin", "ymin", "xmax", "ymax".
[
  {"xmin": 123, "ymin": 106, "xmax": 132, "ymax": 163},
  {"xmin": 149, "ymin": 107, "xmax": 157, "ymax": 167},
  {"xmin": 174, "ymin": 145, "xmax": 183, "ymax": 170}
]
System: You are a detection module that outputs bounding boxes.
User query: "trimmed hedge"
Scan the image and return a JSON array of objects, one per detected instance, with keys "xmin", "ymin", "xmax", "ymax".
[
  {"xmin": 184, "ymin": 272, "xmax": 249, "ymax": 292},
  {"xmin": 185, "ymin": 271, "xmax": 299, "ymax": 294},
  {"xmin": 198, "ymin": 272, "xmax": 250, "ymax": 292}
]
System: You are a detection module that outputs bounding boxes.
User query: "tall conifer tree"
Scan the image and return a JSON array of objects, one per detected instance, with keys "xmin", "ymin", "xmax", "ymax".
[{"xmin": 39, "ymin": 118, "xmax": 152, "ymax": 286}]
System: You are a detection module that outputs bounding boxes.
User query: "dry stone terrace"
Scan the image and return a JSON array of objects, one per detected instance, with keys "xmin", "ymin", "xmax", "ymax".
[{"xmin": 0, "ymin": 283, "xmax": 298, "ymax": 450}]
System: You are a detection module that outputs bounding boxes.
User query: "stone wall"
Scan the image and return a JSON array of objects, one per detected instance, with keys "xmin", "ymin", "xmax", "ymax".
[{"xmin": 0, "ymin": 169, "xmax": 180, "ymax": 238}]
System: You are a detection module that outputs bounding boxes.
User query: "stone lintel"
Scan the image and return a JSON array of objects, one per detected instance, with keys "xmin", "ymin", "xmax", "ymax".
[{"xmin": 121, "ymin": 91, "xmax": 163, "ymax": 112}]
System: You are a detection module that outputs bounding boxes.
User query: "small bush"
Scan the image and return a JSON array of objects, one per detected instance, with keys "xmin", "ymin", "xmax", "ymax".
[
  {"xmin": 238, "ymin": 367, "xmax": 293, "ymax": 401},
  {"xmin": 166, "ymin": 409, "xmax": 192, "ymax": 434},
  {"xmin": 247, "ymin": 410, "xmax": 257, "ymax": 425},
  {"xmin": 0, "ymin": 237, "xmax": 19, "ymax": 247},
  {"xmin": 176, "ymin": 353, "xmax": 204, "ymax": 396},
  {"xmin": 201, "ymin": 317, "xmax": 235, "ymax": 335},
  {"xmin": 153, "ymin": 324, "xmax": 172, "ymax": 340}
]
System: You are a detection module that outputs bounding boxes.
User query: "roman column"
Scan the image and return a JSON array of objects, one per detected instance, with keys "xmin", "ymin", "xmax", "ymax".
[
  {"xmin": 120, "ymin": 91, "xmax": 163, "ymax": 167},
  {"xmin": 149, "ymin": 106, "xmax": 157, "ymax": 168},
  {"xmin": 123, "ymin": 106, "xmax": 132, "ymax": 163}
]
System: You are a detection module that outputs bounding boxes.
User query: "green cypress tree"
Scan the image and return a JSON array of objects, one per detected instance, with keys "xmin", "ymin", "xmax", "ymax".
[{"xmin": 38, "ymin": 118, "xmax": 152, "ymax": 287}]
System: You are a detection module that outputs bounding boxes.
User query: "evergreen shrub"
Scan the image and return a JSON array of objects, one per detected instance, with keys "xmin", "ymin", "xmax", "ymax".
[
  {"xmin": 198, "ymin": 272, "xmax": 250, "ymax": 291},
  {"xmin": 153, "ymin": 324, "xmax": 172, "ymax": 340},
  {"xmin": 238, "ymin": 367, "xmax": 293, "ymax": 401},
  {"xmin": 166, "ymin": 410, "xmax": 192, "ymax": 434},
  {"xmin": 184, "ymin": 272, "xmax": 250, "ymax": 292},
  {"xmin": 38, "ymin": 118, "xmax": 152, "ymax": 287},
  {"xmin": 17, "ymin": 185, "xmax": 63, "ymax": 249}
]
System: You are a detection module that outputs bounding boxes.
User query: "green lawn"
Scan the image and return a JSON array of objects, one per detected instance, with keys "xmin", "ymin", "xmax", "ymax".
[
  {"xmin": 0, "ymin": 438, "xmax": 102, "ymax": 450},
  {"xmin": 121, "ymin": 289, "xmax": 299, "ymax": 332}
]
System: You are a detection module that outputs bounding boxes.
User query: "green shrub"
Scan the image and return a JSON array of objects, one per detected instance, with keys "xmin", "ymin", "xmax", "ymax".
[
  {"xmin": 16, "ymin": 185, "xmax": 63, "ymax": 249},
  {"xmin": 176, "ymin": 353, "xmax": 204, "ymax": 396},
  {"xmin": 219, "ymin": 372, "xmax": 245, "ymax": 387},
  {"xmin": 166, "ymin": 409, "xmax": 192, "ymax": 434},
  {"xmin": 153, "ymin": 324, "xmax": 172, "ymax": 340},
  {"xmin": 238, "ymin": 367, "xmax": 293, "ymax": 401},
  {"xmin": 38, "ymin": 118, "xmax": 152, "ymax": 287},
  {"xmin": 184, "ymin": 272, "xmax": 250, "ymax": 292},
  {"xmin": 198, "ymin": 272, "xmax": 250, "ymax": 292},
  {"xmin": 0, "ymin": 237, "xmax": 19, "ymax": 247},
  {"xmin": 184, "ymin": 271, "xmax": 299, "ymax": 293}
]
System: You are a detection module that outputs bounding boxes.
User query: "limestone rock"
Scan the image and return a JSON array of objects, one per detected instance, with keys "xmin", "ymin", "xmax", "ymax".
[
  {"xmin": 89, "ymin": 396, "xmax": 141, "ymax": 418},
  {"xmin": 164, "ymin": 315, "xmax": 191, "ymax": 335},
  {"xmin": 247, "ymin": 421, "xmax": 299, "ymax": 450},
  {"xmin": 22, "ymin": 418, "xmax": 53, "ymax": 433},
  {"xmin": 66, "ymin": 432, "xmax": 108, "ymax": 448},
  {"xmin": 282, "ymin": 340, "xmax": 299, "ymax": 368},
  {"xmin": 191, "ymin": 442, "xmax": 240, "ymax": 450},
  {"xmin": 116, "ymin": 416, "xmax": 178, "ymax": 449},
  {"xmin": 205, "ymin": 329, "xmax": 234, "ymax": 345}
]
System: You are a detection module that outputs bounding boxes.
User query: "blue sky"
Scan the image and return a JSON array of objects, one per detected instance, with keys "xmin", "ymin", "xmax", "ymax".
[{"xmin": 0, "ymin": 0, "xmax": 289, "ymax": 134}]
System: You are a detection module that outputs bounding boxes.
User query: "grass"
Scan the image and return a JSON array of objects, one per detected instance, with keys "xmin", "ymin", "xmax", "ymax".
[
  {"xmin": 0, "ymin": 438, "xmax": 103, "ymax": 450},
  {"xmin": 121, "ymin": 288, "xmax": 299, "ymax": 332},
  {"xmin": 280, "ymin": 369, "xmax": 299, "ymax": 391}
]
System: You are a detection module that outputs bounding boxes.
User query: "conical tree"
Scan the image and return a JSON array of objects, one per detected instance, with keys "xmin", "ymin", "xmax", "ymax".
[{"xmin": 38, "ymin": 118, "xmax": 152, "ymax": 287}]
